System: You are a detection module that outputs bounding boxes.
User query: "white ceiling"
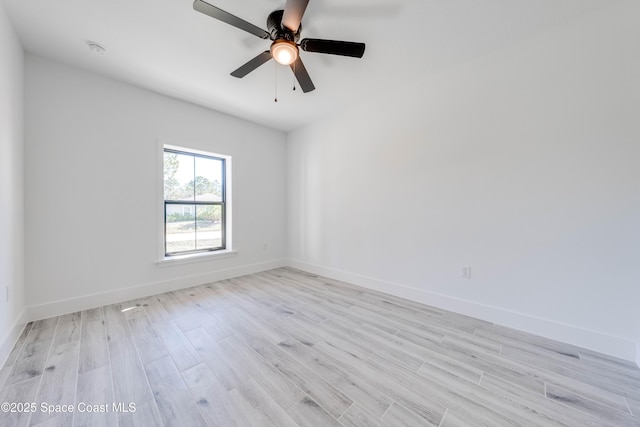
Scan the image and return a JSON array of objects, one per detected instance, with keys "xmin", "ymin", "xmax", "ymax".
[{"xmin": 3, "ymin": 0, "xmax": 617, "ymax": 132}]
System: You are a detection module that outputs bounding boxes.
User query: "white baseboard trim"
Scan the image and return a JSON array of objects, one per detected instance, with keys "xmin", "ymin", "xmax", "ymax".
[
  {"xmin": 26, "ymin": 259, "xmax": 286, "ymax": 322},
  {"xmin": 287, "ymin": 259, "xmax": 639, "ymax": 365},
  {"xmin": 0, "ymin": 309, "xmax": 28, "ymax": 369}
]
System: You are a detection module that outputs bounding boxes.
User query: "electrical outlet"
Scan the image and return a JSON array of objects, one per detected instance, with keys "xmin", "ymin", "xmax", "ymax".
[
  {"xmin": 262, "ymin": 243, "xmax": 268, "ymax": 251},
  {"xmin": 461, "ymin": 266, "xmax": 471, "ymax": 279}
]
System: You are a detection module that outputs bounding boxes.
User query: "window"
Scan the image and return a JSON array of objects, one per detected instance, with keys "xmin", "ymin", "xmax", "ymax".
[{"xmin": 163, "ymin": 146, "xmax": 228, "ymax": 257}]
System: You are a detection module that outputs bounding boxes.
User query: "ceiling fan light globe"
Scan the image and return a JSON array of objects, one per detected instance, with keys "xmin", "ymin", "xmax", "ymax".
[{"xmin": 271, "ymin": 40, "xmax": 298, "ymax": 65}]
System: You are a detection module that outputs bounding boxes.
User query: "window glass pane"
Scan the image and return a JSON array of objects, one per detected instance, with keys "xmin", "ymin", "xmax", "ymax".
[
  {"xmin": 194, "ymin": 156, "xmax": 223, "ymax": 201},
  {"xmin": 196, "ymin": 205, "xmax": 222, "ymax": 250},
  {"xmin": 164, "ymin": 152, "xmax": 195, "ymax": 201},
  {"xmin": 163, "ymin": 147, "xmax": 228, "ymax": 257},
  {"xmin": 166, "ymin": 204, "xmax": 196, "ymax": 253}
]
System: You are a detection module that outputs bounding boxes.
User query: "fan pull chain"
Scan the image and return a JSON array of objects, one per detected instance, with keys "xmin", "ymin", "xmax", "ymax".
[
  {"xmin": 293, "ymin": 61, "xmax": 296, "ymax": 91},
  {"xmin": 274, "ymin": 61, "xmax": 278, "ymax": 103}
]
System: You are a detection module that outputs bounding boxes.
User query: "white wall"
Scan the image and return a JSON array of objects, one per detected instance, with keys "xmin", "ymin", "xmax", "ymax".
[
  {"xmin": 25, "ymin": 55, "xmax": 287, "ymax": 318},
  {"xmin": 0, "ymin": 1, "xmax": 26, "ymax": 365},
  {"xmin": 287, "ymin": 2, "xmax": 640, "ymax": 362}
]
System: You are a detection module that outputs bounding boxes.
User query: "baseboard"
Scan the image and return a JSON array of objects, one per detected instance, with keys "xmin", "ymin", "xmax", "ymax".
[
  {"xmin": 0, "ymin": 309, "xmax": 27, "ymax": 370},
  {"xmin": 26, "ymin": 258, "xmax": 286, "ymax": 322},
  {"xmin": 287, "ymin": 259, "xmax": 639, "ymax": 365}
]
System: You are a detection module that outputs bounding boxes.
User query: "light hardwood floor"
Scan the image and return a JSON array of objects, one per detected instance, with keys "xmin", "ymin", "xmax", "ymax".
[{"xmin": 1, "ymin": 267, "xmax": 639, "ymax": 426}]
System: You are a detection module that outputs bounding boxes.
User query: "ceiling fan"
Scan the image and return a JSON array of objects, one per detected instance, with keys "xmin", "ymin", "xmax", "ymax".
[{"xmin": 193, "ymin": 0, "xmax": 366, "ymax": 93}]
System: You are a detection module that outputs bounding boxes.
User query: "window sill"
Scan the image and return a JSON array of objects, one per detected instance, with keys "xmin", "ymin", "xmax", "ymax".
[{"xmin": 155, "ymin": 249, "xmax": 238, "ymax": 267}]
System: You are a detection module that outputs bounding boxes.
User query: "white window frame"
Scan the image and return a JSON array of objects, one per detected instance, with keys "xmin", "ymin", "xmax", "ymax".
[{"xmin": 156, "ymin": 141, "xmax": 235, "ymax": 266}]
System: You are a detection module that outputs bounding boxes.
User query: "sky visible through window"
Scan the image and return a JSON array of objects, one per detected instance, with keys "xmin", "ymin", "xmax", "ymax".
[{"xmin": 173, "ymin": 154, "xmax": 222, "ymax": 191}]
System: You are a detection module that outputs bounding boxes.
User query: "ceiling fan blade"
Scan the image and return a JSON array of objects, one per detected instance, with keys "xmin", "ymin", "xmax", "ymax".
[
  {"xmin": 282, "ymin": 0, "xmax": 309, "ymax": 33},
  {"xmin": 231, "ymin": 51, "xmax": 273, "ymax": 78},
  {"xmin": 290, "ymin": 57, "xmax": 315, "ymax": 93},
  {"xmin": 193, "ymin": 0, "xmax": 269, "ymax": 39},
  {"xmin": 300, "ymin": 39, "xmax": 366, "ymax": 58}
]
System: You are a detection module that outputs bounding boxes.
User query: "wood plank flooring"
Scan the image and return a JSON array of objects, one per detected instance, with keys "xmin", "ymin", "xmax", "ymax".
[{"xmin": 0, "ymin": 267, "xmax": 639, "ymax": 426}]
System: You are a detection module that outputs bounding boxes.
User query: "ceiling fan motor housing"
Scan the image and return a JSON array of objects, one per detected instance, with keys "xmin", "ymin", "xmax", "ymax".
[{"xmin": 267, "ymin": 10, "xmax": 300, "ymax": 42}]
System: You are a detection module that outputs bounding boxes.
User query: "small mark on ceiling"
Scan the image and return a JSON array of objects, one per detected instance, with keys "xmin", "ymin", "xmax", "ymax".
[{"xmin": 86, "ymin": 41, "xmax": 108, "ymax": 56}]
